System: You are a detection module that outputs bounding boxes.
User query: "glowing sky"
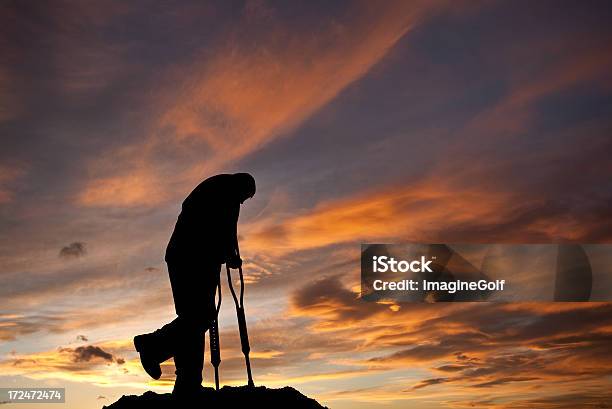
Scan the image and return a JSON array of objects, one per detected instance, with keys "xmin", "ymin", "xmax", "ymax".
[{"xmin": 1, "ymin": 1, "xmax": 612, "ymax": 408}]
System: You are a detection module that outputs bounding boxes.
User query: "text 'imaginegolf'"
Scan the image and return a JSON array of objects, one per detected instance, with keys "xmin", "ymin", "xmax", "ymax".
[{"xmin": 361, "ymin": 244, "xmax": 612, "ymax": 302}]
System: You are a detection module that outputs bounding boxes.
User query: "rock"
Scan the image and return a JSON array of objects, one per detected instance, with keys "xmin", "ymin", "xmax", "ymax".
[{"xmin": 103, "ymin": 385, "xmax": 328, "ymax": 409}]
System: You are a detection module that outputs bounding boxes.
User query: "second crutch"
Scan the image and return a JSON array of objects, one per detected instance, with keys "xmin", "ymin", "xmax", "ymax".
[
  {"xmin": 226, "ymin": 264, "xmax": 255, "ymax": 387},
  {"xmin": 209, "ymin": 269, "xmax": 222, "ymax": 390}
]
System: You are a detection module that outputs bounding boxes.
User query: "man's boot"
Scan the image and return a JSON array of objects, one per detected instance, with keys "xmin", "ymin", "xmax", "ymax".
[
  {"xmin": 134, "ymin": 333, "xmax": 163, "ymax": 380},
  {"xmin": 135, "ymin": 317, "xmax": 188, "ymax": 380}
]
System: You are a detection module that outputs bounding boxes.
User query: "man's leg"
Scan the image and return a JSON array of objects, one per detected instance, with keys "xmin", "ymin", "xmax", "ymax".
[
  {"xmin": 136, "ymin": 260, "xmax": 218, "ymax": 388},
  {"xmin": 134, "ymin": 254, "xmax": 196, "ymax": 380},
  {"xmin": 171, "ymin": 273, "xmax": 218, "ymax": 392},
  {"xmin": 134, "ymin": 316, "xmax": 182, "ymax": 380},
  {"xmin": 167, "ymin": 260, "xmax": 219, "ymax": 393},
  {"xmin": 135, "ymin": 311, "xmax": 212, "ymax": 381},
  {"xmin": 172, "ymin": 315, "xmax": 209, "ymax": 393}
]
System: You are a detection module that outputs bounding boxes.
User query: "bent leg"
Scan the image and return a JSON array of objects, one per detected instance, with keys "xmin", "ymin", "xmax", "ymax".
[
  {"xmin": 135, "ymin": 314, "xmax": 210, "ymax": 382},
  {"xmin": 148, "ymin": 314, "xmax": 211, "ymax": 362}
]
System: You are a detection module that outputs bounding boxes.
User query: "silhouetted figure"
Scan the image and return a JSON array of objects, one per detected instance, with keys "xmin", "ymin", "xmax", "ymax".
[{"xmin": 134, "ymin": 173, "xmax": 256, "ymax": 397}]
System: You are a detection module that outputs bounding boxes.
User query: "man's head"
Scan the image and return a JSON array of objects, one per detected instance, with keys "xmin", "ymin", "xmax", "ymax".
[{"xmin": 233, "ymin": 173, "xmax": 256, "ymax": 204}]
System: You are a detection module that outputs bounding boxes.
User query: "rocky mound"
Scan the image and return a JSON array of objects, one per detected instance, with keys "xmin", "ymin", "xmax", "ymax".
[{"xmin": 103, "ymin": 385, "xmax": 328, "ymax": 409}]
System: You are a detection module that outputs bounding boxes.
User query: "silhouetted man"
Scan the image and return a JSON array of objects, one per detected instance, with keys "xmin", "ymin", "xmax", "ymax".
[{"xmin": 134, "ymin": 173, "xmax": 256, "ymax": 396}]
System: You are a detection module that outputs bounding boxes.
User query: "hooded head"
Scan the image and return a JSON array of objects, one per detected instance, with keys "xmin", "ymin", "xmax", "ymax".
[{"xmin": 233, "ymin": 173, "xmax": 256, "ymax": 204}]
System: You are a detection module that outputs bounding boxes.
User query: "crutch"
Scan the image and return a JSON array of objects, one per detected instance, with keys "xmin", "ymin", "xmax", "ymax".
[
  {"xmin": 209, "ymin": 269, "xmax": 222, "ymax": 390},
  {"xmin": 226, "ymin": 263, "xmax": 254, "ymax": 387}
]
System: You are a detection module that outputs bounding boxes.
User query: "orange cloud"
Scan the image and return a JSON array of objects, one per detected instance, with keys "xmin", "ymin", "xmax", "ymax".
[
  {"xmin": 78, "ymin": 169, "xmax": 166, "ymax": 207},
  {"xmin": 286, "ymin": 275, "xmax": 612, "ymax": 405},
  {"xmin": 0, "ymin": 341, "xmax": 131, "ymax": 386},
  {"xmin": 442, "ymin": 39, "xmax": 612, "ymax": 167},
  {"xmin": 78, "ymin": 0, "xmax": 447, "ymax": 208},
  {"xmin": 160, "ymin": 1, "xmax": 439, "ymax": 168},
  {"xmin": 245, "ymin": 177, "xmax": 536, "ymax": 254}
]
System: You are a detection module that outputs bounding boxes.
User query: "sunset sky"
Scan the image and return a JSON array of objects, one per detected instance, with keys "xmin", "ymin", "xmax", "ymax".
[{"xmin": 1, "ymin": 1, "xmax": 612, "ymax": 408}]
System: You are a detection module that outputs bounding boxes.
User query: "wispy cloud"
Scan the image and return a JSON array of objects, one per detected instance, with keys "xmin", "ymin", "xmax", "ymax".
[
  {"xmin": 288, "ymin": 275, "xmax": 612, "ymax": 402},
  {"xmin": 77, "ymin": 0, "xmax": 446, "ymax": 209},
  {"xmin": 244, "ymin": 176, "xmax": 575, "ymax": 256}
]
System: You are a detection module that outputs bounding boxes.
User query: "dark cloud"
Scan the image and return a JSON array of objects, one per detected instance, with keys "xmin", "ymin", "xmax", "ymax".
[
  {"xmin": 59, "ymin": 242, "xmax": 87, "ymax": 259},
  {"xmin": 417, "ymin": 303, "xmax": 612, "ymax": 346},
  {"xmin": 292, "ymin": 275, "xmax": 354, "ymax": 309},
  {"xmin": 291, "ymin": 275, "xmax": 395, "ymax": 323},
  {"xmin": 71, "ymin": 345, "xmax": 113, "ymax": 362},
  {"xmin": 369, "ymin": 332, "xmax": 491, "ymax": 363},
  {"xmin": 435, "ymin": 364, "xmax": 470, "ymax": 372},
  {"xmin": 472, "ymin": 376, "xmax": 539, "ymax": 388},
  {"xmin": 59, "ymin": 345, "xmax": 123, "ymax": 365},
  {"xmin": 76, "ymin": 334, "xmax": 88, "ymax": 342},
  {"xmin": 12, "ymin": 358, "xmax": 37, "ymax": 366},
  {"xmin": 503, "ymin": 392, "xmax": 612, "ymax": 409},
  {"xmin": 289, "ymin": 274, "xmax": 612, "ymax": 398},
  {"xmin": 0, "ymin": 314, "xmax": 65, "ymax": 341},
  {"xmin": 412, "ymin": 377, "xmax": 450, "ymax": 390}
]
